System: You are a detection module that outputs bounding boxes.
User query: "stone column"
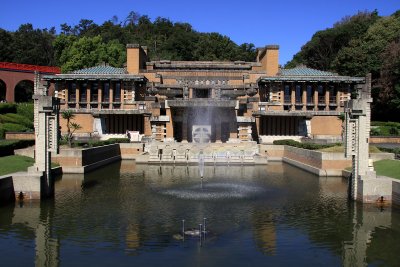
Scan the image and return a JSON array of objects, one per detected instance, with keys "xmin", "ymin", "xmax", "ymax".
[
  {"xmin": 290, "ymin": 83, "xmax": 295, "ymax": 108},
  {"xmin": 165, "ymin": 108, "xmax": 174, "ymax": 139},
  {"xmin": 325, "ymin": 85, "xmax": 330, "ymax": 110},
  {"xmin": 143, "ymin": 115, "xmax": 152, "ymax": 137},
  {"xmin": 109, "ymin": 81, "xmax": 114, "ymax": 110},
  {"xmin": 29, "ymin": 73, "xmax": 59, "ymax": 199},
  {"xmin": 86, "ymin": 82, "xmax": 91, "ymax": 109}
]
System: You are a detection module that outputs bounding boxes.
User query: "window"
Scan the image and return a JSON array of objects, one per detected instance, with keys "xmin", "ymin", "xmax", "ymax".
[
  {"xmin": 103, "ymin": 82, "xmax": 110, "ymax": 102},
  {"xmin": 68, "ymin": 82, "xmax": 76, "ymax": 102},
  {"xmin": 284, "ymin": 85, "xmax": 291, "ymax": 103},
  {"xmin": 329, "ymin": 85, "xmax": 337, "ymax": 103},
  {"xmin": 91, "ymin": 82, "xmax": 98, "ymax": 102},
  {"xmin": 295, "ymin": 85, "xmax": 302, "ymax": 103},
  {"xmin": 306, "ymin": 85, "xmax": 313, "ymax": 103},
  {"xmin": 318, "ymin": 85, "xmax": 325, "ymax": 103},
  {"xmin": 194, "ymin": 89, "xmax": 209, "ymax": 98},
  {"xmin": 80, "ymin": 82, "xmax": 87, "ymax": 102},
  {"xmin": 113, "ymin": 82, "xmax": 121, "ymax": 102}
]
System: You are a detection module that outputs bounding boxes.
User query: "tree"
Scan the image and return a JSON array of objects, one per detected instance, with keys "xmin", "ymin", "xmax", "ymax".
[
  {"xmin": 124, "ymin": 11, "xmax": 140, "ymax": 26},
  {"xmin": 333, "ymin": 15, "xmax": 400, "ymax": 77},
  {"xmin": 55, "ymin": 35, "xmax": 125, "ymax": 72},
  {"xmin": 0, "ymin": 28, "xmax": 14, "ymax": 62},
  {"xmin": 286, "ymin": 11, "xmax": 379, "ymax": 69},
  {"xmin": 12, "ymin": 24, "xmax": 56, "ymax": 66},
  {"xmin": 61, "ymin": 110, "xmax": 81, "ymax": 147}
]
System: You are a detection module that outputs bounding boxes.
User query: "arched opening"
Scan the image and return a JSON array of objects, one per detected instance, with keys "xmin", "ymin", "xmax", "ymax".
[
  {"xmin": 0, "ymin": 79, "xmax": 6, "ymax": 102},
  {"xmin": 14, "ymin": 80, "xmax": 34, "ymax": 103}
]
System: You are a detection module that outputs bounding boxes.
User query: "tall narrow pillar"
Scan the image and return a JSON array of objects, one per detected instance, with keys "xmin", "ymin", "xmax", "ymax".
[{"xmin": 143, "ymin": 115, "xmax": 152, "ymax": 137}]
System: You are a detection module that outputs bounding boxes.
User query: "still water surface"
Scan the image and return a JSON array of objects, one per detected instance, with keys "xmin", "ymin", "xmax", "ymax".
[{"xmin": 0, "ymin": 161, "xmax": 399, "ymax": 266}]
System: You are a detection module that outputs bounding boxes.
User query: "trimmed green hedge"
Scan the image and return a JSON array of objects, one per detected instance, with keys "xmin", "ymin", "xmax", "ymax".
[
  {"xmin": 0, "ymin": 103, "xmax": 17, "ymax": 114},
  {"xmin": 0, "ymin": 113, "xmax": 33, "ymax": 128},
  {"xmin": 0, "ymin": 139, "xmax": 35, "ymax": 157},
  {"xmin": 272, "ymin": 139, "xmax": 339, "ymax": 150},
  {"xmin": 371, "ymin": 121, "xmax": 400, "ymax": 136},
  {"xmin": 16, "ymin": 103, "xmax": 34, "ymax": 121},
  {"xmin": 0, "ymin": 123, "xmax": 30, "ymax": 139},
  {"xmin": 371, "ymin": 121, "xmax": 400, "ymax": 127}
]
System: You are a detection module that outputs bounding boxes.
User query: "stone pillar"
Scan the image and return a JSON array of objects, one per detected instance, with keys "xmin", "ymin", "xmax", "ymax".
[
  {"xmin": 325, "ymin": 85, "xmax": 330, "ymax": 109},
  {"xmin": 290, "ymin": 83, "xmax": 295, "ymax": 107},
  {"xmin": 314, "ymin": 85, "xmax": 319, "ymax": 108},
  {"xmin": 29, "ymin": 73, "xmax": 59, "ymax": 199},
  {"xmin": 344, "ymin": 74, "xmax": 392, "ymax": 202},
  {"xmin": 165, "ymin": 108, "xmax": 174, "ymax": 139},
  {"xmin": 86, "ymin": 82, "xmax": 91, "ymax": 109},
  {"xmin": 143, "ymin": 115, "xmax": 152, "ymax": 137},
  {"xmin": 302, "ymin": 84, "xmax": 307, "ymax": 111},
  {"xmin": 109, "ymin": 82, "xmax": 114, "ymax": 110}
]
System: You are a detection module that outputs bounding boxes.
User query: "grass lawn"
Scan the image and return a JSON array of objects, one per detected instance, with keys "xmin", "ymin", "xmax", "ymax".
[
  {"xmin": 0, "ymin": 155, "xmax": 34, "ymax": 176},
  {"xmin": 374, "ymin": 160, "xmax": 400, "ymax": 180}
]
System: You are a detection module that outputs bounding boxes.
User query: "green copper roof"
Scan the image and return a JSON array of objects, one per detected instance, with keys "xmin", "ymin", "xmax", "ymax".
[
  {"xmin": 258, "ymin": 67, "xmax": 365, "ymax": 83},
  {"xmin": 280, "ymin": 67, "xmax": 338, "ymax": 76},
  {"xmin": 72, "ymin": 65, "xmax": 127, "ymax": 74}
]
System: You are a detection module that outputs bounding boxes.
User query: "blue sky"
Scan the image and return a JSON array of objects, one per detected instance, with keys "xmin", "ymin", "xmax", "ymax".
[{"xmin": 1, "ymin": 0, "xmax": 398, "ymax": 65}]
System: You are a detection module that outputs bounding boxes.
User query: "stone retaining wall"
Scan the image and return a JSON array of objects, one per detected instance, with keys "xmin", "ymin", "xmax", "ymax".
[
  {"xmin": 119, "ymin": 143, "xmax": 144, "ymax": 159},
  {"xmin": 5, "ymin": 132, "xmax": 35, "ymax": 140},
  {"xmin": 263, "ymin": 144, "xmax": 351, "ymax": 176},
  {"xmin": 52, "ymin": 144, "xmax": 121, "ymax": 173},
  {"xmin": 370, "ymin": 136, "xmax": 400, "ymax": 144}
]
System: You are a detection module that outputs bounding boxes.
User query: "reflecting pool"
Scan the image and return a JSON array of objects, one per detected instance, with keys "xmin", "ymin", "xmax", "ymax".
[{"xmin": 1, "ymin": 161, "xmax": 400, "ymax": 266}]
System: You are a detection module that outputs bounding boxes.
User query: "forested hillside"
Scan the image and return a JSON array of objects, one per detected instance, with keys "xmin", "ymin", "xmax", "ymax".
[
  {"xmin": 287, "ymin": 10, "xmax": 400, "ymax": 121},
  {"xmin": 1, "ymin": 10, "xmax": 399, "ymax": 120},
  {"xmin": 0, "ymin": 11, "xmax": 256, "ymax": 73}
]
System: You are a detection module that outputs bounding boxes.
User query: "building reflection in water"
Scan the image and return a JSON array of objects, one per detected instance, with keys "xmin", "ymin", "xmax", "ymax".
[
  {"xmin": 342, "ymin": 205, "xmax": 391, "ymax": 267},
  {"xmin": 0, "ymin": 162, "xmax": 398, "ymax": 266},
  {"xmin": 11, "ymin": 202, "xmax": 59, "ymax": 267}
]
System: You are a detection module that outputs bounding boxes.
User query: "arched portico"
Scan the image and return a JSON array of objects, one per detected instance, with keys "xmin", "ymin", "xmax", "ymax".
[
  {"xmin": 0, "ymin": 79, "xmax": 6, "ymax": 101},
  {"xmin": 0, "ymin": 62, "xmax": 60, "ymax": 102},
  {"xmin": 14, "ymin": 80, "xmax": 34, "ymax": 102}
]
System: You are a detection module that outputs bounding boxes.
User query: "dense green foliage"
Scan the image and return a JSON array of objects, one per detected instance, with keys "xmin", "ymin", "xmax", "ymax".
[
  {"xmin": 0, "ymin": 103, "xmax": 17, "ymax": 114},
  {"xmin": 0, "ymin": 12, "xmax": 257, "ymax": 73},
  {"xmin": 371, "ymin": 121, "xmax": 400, "ymax": 136},
  {"xmin": 0, "ymin": 155, "xmax": 35, "ymax": 175},
  {"xmin": 272, "ymin": 139, "xmax": 339, "ymax": 150},
  {"xmin": 286, "ymin": 10, "xmax": 400, "ymax": 121},
  {"xmin": 373, "ymin": 160, "xmax": 400, "ymax": 180},
  {"xmin": 0, "ymin": 103, "xmax": 34, "ymax": 139},
  {"xmin": 0, "ymin": 140, "xmax": 35, "ymax": 157}
]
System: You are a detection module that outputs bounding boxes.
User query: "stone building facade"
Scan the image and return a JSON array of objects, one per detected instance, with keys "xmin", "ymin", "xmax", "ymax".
[{"xmin": 43, "ymin": 44, "xmax": 365, "ymax": 143}]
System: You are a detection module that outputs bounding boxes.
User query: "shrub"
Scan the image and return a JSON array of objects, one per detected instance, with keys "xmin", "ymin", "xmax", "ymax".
[
  {"xmin": 0, "ymin": 123, "xmax": 29, "ymax": 139},
  {"xmin": 272, "ymin": 139, "xmax": 338, "ymax": 150},
  {"xmin": 0, "ymin": 113, "xmax": 33, "ymax": 128},
  {"xmin": 16, "ymin": 103, "xmax": 34, "ymax": 121},
  {"xmin": 371, "ymin": 121, "xmax": 400, "ymax": 127},
  {"xmin": 0, "ymin": 139, "xmax": 35, "ymax": 156},
  {"xmin": 0, "ymin": 103, "xmax": 17, "ymax": 114}
]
